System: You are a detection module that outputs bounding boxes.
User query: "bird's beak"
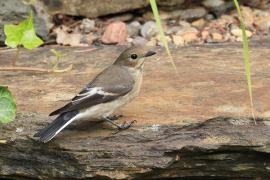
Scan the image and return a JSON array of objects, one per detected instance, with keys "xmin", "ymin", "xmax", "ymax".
[{"xmin": 144, "ymin": 51, "xmax": 156, "ymax": 57}]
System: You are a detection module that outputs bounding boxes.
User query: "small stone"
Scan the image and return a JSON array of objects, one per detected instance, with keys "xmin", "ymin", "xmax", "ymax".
[
  {"xmin": 141, "ymin": 21, "xmax": 159, "ymax": 39},
  {"xmin": 172, "ymin": 35, "xmax": 184, "ymax": 46},
  {"xmin": 202, "ymin": 0, "xmax": 225, "ymax": 8},
  {"xmin": 80, "ymin": 18, "xmax": 95, "ymax": 34},
  {"xmin": 16, "ymin": 127, "xmax": 23, "ymax": 133},
  {"xmin": 178, "ymin": 20, "xmax": 191, "ymax": 28},
  {"xmin": 156, "ymin": 35, "xmax": 172, "ymax": 43},
  {"xmin": 132, "ymin": 36, "xmax": 148, "ymax": 46},
  {"xmin": 191, "ymin": 19, "xmax": 206, "ymax": 29},
  {"xmin": 127, "ymin": 37, "xmax": 133, "ymax": 43},
  {"xmin": 127, "ymin": 21, "xmax": 141, "ymax": 37},
  {"xmin": 101, "ymin": 21, "xmax": 128, "ymax": 44},
  {"xmin": 160, "ymin": 11, "xmax": 171, "ymax": 20},
  {"xmin": 180, "ymin": 7, "xmax": 207, "ymax": 21},
  {"xmin": 201, "ymin": 30, "xmax": 210, "ymax": 40},
  {"xmin": 146, "ymin": 38, "xmax": 157, "ymax": 46},
  {"xmin": 181, "ymin": 32, "xmax": 198, "ymax": 44},
  {"xmin": 176, "ymin": 27, "xmax": 198, "ymax": 35},
  {"xmin": 205, "ymin": 14, "xmax": 215, "ymax": 20},
  {"xmin": 130, "ymin": 21, "xmax": 141, "ymax": 28},
  {"xmin": 81, "ymin": 33, "xmax": 98, "ymax": 45},
  {"xmin": 241, "ymin": 6, "xmax": 254, "ymax": 29},
  {"xmin": 254, "ymin": 16, "xmax": 270, "ymax": 31},
  {"xmin": 156, "ymin": 0, "xmax": 185, "ymax": 7},
  {"xmin": 230, "ymin": 26, "xmax": 252, "ymax": 38},
  {"xmin": 143, "ymin": 11, "xmax": 154, "ymax": 20},
  {"xmin": 156, "ymin": 35, "xmax": 172, "ymax": 46},
  {"xmin": 253, "ymin": 9, "xmax": 269, "ymax": 17},
  {"xmin": 211, "ymin": 32, "xmax": 223, "ymax": 42},
  {"xmin": 223, "ymin": 32, "xmax": 233, "ymax": 42},
  {"xmin": 165, "ymin": 26, "xmax": 180, "ymax": 35}
]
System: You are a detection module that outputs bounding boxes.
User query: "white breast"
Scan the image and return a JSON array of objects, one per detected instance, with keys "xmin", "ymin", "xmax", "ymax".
[{"xmin": 77, "ymin": 68, "xmax": 143, "ymax": 120}]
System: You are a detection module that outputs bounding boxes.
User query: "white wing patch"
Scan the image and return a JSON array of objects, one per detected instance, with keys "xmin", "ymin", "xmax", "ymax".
[{"xmin": 72, "ymin": 87, "xmax": 118, "ymax": 102}]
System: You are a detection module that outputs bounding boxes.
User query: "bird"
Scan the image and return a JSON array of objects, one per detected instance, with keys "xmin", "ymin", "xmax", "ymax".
[{"xmin": 34, "ymin": 46, "xmax": 156, "ymax": 143}]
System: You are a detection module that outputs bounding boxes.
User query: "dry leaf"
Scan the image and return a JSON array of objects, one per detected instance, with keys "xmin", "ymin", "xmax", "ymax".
[{"xmin": 54, "ymin": 26, "xmax": 88, "ymax": 47}]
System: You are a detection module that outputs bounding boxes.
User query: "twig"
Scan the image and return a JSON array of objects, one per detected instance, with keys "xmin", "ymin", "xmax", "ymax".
[
  {"xmin": 12, "ymin": 48, "xmax": 20, "ymax": 66},
  {"xmin": 73, "ymin": 48, "xmax": 97, "ymax": 53},
  {"xmin": 0, "ymin": 66, "xmax": 52, "ymax": 72}
]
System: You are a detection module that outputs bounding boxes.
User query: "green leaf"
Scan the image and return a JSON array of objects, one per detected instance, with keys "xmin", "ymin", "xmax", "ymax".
[
  {"xmin": 4, "ymin": 13, "xmax": 43, "ymax": 49},
  {"xmin": 0, "ymin": 86, "xmax": 16, "ymax": 124},
  {"xmin": 149, "ymin": 0, "xmax": 178, "ymax": 74},
  {"xmin": 4, "ymin": 25, "xmax": 22, "ymax": 48}
]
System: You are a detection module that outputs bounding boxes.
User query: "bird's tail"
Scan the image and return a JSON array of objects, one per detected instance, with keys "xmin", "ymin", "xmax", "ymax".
[{"xmin": 34, "ymin": 110, "xmax": 79, "ymax": 143}]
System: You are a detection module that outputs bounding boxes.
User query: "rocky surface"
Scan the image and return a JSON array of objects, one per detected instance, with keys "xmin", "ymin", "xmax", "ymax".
[
  {"xmin": 1, "ymin": 0, "xmax": 270, "ymax": 46},
  {"xmin": 1, "ymin": 42, "xmax": 270, "ymax": 179},
  {"xmin": 0, "ymin": 0, "xmax": 52, "ymax": 45},
  {"xmin": 40, "ymin": 0, "xmax": 269, "ymax": 18},
  {"xmin": 48, "ymin": 2, "xmax": 270, "ymax": 47},
  {"xmin": 1, "ymin": 42, "xmax": 270, "ymax": 122},
  {"xmin": 2, "ymin": 114, "xmax": 270, "ymax": 179},
  {"xmin": 41, "ymin": 0, "xmax": 149, "ymax": 18}
]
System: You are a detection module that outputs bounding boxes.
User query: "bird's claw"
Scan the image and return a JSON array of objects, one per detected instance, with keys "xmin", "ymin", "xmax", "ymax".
[
  {"xmin": 118, "ymin": 120, "xmax": 136, "ymax": 130},
  {"xmin": 113, "ymin": 120, "xmax": 137, "ymax": 134}
]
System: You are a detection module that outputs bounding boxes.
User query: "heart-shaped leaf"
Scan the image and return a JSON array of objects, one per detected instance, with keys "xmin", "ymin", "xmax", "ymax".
[
  {"xmin": 0, "ymin": 86, "xmax": 16, "ymax": 124},
  {"xmin": 4, "ymin": 13, "xmax": 43, "ymax": 49}
]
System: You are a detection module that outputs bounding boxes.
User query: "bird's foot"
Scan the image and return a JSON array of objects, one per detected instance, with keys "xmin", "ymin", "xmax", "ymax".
[
  {"xmin": 118, "ymin": 120, "xmax": 136, "ymax": 130},
  {"xmin": 112, "ymin": 120, "xmax": 137, "ymax": 134},
  {"xmin": 103, "ymin": 116, "xmax": 136, "ymax": 133},
  {"xmin": 107, "ymin": 114, "xmax": 123, "ymax": 121}
]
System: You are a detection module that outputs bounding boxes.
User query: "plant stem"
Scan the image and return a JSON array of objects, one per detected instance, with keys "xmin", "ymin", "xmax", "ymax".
[
  {"xmin": 0, "ymin": 66, "xmax": 52, "ymax": 73},
  {"xmin": 12, "ymin": 48, "xmax": 20, "ymax": 66}
]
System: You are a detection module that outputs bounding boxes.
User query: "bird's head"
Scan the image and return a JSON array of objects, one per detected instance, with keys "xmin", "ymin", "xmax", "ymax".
[{"xmin": 114, "ymin": 46, "xmax": 156, "ymax": 69}]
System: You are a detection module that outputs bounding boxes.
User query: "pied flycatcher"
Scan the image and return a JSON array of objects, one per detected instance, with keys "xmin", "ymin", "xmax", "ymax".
[{"xmin": 34, "ymin": 46, "xmax": 156, "ymax": 143}]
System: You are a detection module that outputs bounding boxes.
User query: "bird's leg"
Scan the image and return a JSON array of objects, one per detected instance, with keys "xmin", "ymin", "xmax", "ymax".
[
  {"xmin": 107, "ymin": 114, "xmax": 123, "ymax": 121},
  {"xmin": 103, "ymin": 117, "xmax": 136, "ymax": 130}
]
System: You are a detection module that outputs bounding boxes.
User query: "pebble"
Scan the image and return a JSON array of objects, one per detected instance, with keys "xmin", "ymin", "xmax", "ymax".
[
  {"xmin": 141, "ymin": 21, "xmax": 159, "ymax": 39},
  {"xmin": 181, "ymin": 7, "xmax": 207, "ymax": 21},
  {"xmin": 156, "ymin": 35, "xmax": 172, "ymax": 43},
  {"xmin": 178, "ymin": 20, "xmax": 191, "ymax": 28},
  {"xmin": 146, "ymin": 38, "xmax": 157, "ymax": 46},
  {"xmin": 176, "ymin": 27, "xmax": 198, "ymax": 35},
  {"xmin": 165, "ymin": 26, "xmax": 181, "ymax": 35},
  {"xmin": 254, "ymin": 16, "xmax": 270, "ymax": 30},
  {"xmin": 191, "ymin": 19, "xmax": 206, "ymax": 29},
  {"xmin": 230, "ymin": 26, "xmax": 253, "ymax": 38},
  {"xmin": 202, "ymin": 0, "xmax": 225, "ymax": 8},
  {"xmin": 132, "ymin": 36, "xmax": 148, "ymax": 46},
  {"xmin": 80, "ymin": 18, "xmax": 95, "ymax": 34},
  {"xmin": 127, "ymin": 21, "xmax": 141, "ymax": 37},
  {"xmin": 253, "ymin": 9, "xmax": 269, "ymax": 17},
  {"xmin": 101, "ymin": 21, "xmax": 128, "ymax": 44},
  {"xmin": 241, "ymin": 6, "xmax": 254, "ymax": 29},
  {"xmin": 87, "ymin": 33, "xmax": 98, "ymax": 44},
  {"xmin": 201, "ymin": 30, "xmax": 210, "ymax": 40},
  {"xmin": 172, "ymin": 35, "xmax": 184, "ymax": 46},
  {"xmin": 211, "ymin": 32, "xmax": 223, "ymax": 42},
  {"xmin": 181, "ymin": 32, "xmax": 198, "ymax": 44}
]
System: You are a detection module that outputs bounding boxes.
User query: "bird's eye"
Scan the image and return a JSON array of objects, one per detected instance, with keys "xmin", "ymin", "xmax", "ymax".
[{"xmin": 130, "ymin": 54, "xmax": 138, "ymax": 60}]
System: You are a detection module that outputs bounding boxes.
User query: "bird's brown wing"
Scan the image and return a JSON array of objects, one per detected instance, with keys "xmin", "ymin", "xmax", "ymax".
[{"xmin": 49, "ymin": 65, "xmax": 134, "ymax": 116}]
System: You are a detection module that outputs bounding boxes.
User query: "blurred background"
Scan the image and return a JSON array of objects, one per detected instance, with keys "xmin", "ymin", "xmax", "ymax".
[{"xmin": 0, "ymin": 0, "xmax": 269, "ymax": 48}]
